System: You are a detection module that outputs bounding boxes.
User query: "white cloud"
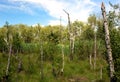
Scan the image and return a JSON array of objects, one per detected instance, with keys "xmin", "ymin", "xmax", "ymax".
[
  {"xmin": 48, "ymin": 20, "xmax": 61, "ymax": 26},
  {"xmin": 48, "ymin": 19, "xmax": 66, "ymax": 26},
  {"xmin": 32, "ymin": 24, "xmax": 44, "ymax": 27},
  {"xmin": 8, "ymin": 0, "xmax": 97, "ymax": 25},
  {"xmin": 0, "ymin": 1, "xmax": 35, "ymax": 15}
]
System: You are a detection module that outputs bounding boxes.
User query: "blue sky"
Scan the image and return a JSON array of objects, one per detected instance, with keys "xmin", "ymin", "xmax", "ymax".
[{"xmin": 0, "ymin": 0, "xmax": 119, "ymax": 27}]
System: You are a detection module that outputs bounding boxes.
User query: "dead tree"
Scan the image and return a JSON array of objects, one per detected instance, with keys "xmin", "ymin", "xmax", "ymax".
[
  {"xmin": 63, "ymin": 10, "xmax": 74, "ymax": 60},
  {"xmin": 101, "ymin": 2, "xmax": 115, "ymax": 81},
  {"xmin": 3, "ymin": 22, "xmax": 13, "ymax": 81}
]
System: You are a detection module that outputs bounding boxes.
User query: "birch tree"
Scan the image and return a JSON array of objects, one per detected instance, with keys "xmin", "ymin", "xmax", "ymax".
[
  {"xmin": 93, "ymin": 24, "xmax": 97, "ymax": 70},
  {"xmin": 101, "ymin": 2, "xmax": 115, "ymax": 81},
  {"xmin": 88, "ymin": 15, "xmax": 97, "ymax": 70},
  {"xmin": 4, "ymin": 22, "xmax": 13, "ymax": 80}
]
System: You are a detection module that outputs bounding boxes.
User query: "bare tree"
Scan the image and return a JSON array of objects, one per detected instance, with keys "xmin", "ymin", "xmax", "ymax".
[
  {"xmin": 63, "ymin": 9, "xmax": 75, "ymax": 60},
  {"xmin": 101, "ymin": 2, "xmax": 115, "ymax": 81},
  {"xmin": 4, "ymin": 22, "xmax": 13, "ymax": 80}
]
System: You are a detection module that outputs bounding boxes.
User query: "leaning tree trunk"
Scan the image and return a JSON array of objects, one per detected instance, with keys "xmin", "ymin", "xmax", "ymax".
[
  {"xmin": 4, "ymin": 22, "xmax": 13, "ymax": 81},
  {"xmin": 63, "ymin": 10, "xmax": 74, "ymax": 60},
  {"xmin": 101, "ymin": 2, "xmax": 115, "ymax": 81},
  {"xmin": 6, "ymin": 44, "xmax": 12, "ymax": 76}
]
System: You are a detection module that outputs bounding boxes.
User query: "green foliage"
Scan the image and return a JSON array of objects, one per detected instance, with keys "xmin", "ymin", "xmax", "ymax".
[
  {"xmin": 0, "ymin": 53, "xmax": 7, "ymax": 81},
  {"xmin": 0, "ymin": 34, "xmax": 7, "ymax": 52},
  {"xmin": 21, "ymin": 43, "xmax": 40, "ymax": 54},
  {"xmin": 12, "ymin": 33, "xmax": 22, "ymax": 53},
  {"xmin": 75, "ymin": 40, "xmax": 94, "ymax": 60},
  {"xmin": 110, "ymin": 29, "xmax": 120, "ymax": 81},
  {"xmin": 88, "ymin": 14, "xmax": 97, "ymax": 26},
  {"xmin": 82, "ymin": 26, "xmax": 94, "ymax": 40},
  {"xmin": 97, "ymin": 20, "xmax": 105, "ymax": 40},
  {"xmin": 108, "ymin": 2, "xmax": 120, "ymax": 27},
  {"xmin": 108, "ymin": 3, "xmax": 120, "ymax": 81},
  {"xmin": 47, "ymin": 30, "xmax": 60, "ymax": 44}
]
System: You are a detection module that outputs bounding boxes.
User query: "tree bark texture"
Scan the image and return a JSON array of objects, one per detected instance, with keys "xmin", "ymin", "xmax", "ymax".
[{"xmin": 101, "ymin": 2, "xmax": 115, "ymax": 81}]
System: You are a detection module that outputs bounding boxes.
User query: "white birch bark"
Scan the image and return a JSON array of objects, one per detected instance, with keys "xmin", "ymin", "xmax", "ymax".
[
  {"xmin": 101, "ymin": 2, "xmax": 115, "ymax": 81},
  {"xmin": 5, "ymin": 23, "xmax": 13, "ymax": 77},
  {"xmin": 6, "ymin": 44, "xmax": 12, "ymax": 76}
]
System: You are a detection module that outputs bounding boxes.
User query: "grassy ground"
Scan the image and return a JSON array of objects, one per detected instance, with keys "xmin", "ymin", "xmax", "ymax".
[{"xmin": 0, "ymin": 53, "xmax": 109, "ymax": 82}]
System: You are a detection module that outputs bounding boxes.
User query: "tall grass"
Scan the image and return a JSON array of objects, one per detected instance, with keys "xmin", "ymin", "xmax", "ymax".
[{"xmin": 0, "ymin": 53, "xmax": 109, "ymax": 82}]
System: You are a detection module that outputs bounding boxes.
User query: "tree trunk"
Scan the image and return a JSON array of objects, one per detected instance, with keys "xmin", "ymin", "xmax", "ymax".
[
  {"xmin": 37, "ymin": 25, "xmax": 44, "ymax": 79},
  {"xmin": 17, "ymin": 55, "xmax": 22, "ymax": 73},
  {"xmin": 100, "ymin": 65, "xmax": 103, "ymax": 80},
  {"xmin": 40, "ymin": 41, "xmax": 44, "ymax": 79},
  {"xmin": 6, "ymin": 44, "xmax": 12, "ymax": 76},
  {"xmin": 70, "ymin": 33, "xmax": 75, "ymax": 61},
  {"xmin": 67, "ymin": 12, "xmax": 73, "ymax": 61},
  {"xmin": 60, "ymin": 17, "xmax": 64, "ymax": 75},
  {"xmin": 61, "ymin": 44, "xmax": 64, "ymax": 75},
  {"xmin": 89, "ymin": 54, "xmax": 92, "ymax": 69},
  {"xmin": 63, "ymin": 10, "xmax": 74, "ymax": 60},
  {"xmin": 94, "ymin": 26, "xmax": 96, "ymax": 70},
  {"xmin": 101, "ymin": 2, "xmax": 115, "ymax": 81}
]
